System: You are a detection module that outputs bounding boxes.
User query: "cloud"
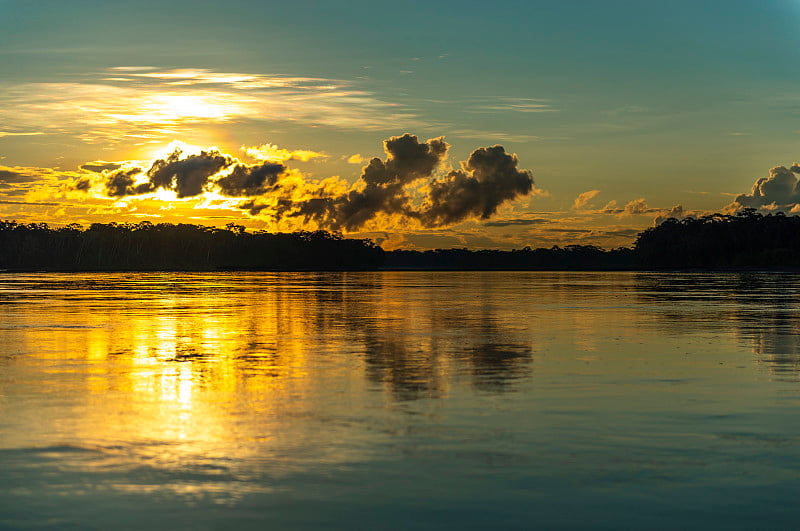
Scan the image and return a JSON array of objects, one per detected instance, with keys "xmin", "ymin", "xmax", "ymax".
[
  {"xmin": 483, "ymin": 218, "xmax": 550, "ymax": 227},
  {"xmin": 597, "ymin": 197, "xmax": 671, "ymax": 219},
  {"xmin": 0, "ymin": 169, "xmax": 38, "ymax": 184},
  {"xmin": 147, "ymin": 148, "xmax": 232, "ymax": 198},
  {"xmin": 654, "ymin": 204, "xmax": 687, "ymax": 225},
  {"xmin": 347, "ymin": 154, "xmax": 365, "ymax": 164},
  {"xmin": 74, "ymin": 134, "xmax": 538, "ymax": 232},
  {"xmin": 420, "ymin": 146, "xmax": 534, "ymax": 226},
  {"xmin": 0, "ymin": 200, "xmax": 60, "ymax": 206},
  {"xmin": 80, "ymin": 161, "xmax": 123, "ymax": 173},
  {"xmin": 96, "ymin": 147, "xmax": 282, "ymax": 199},
  {"xmin": 215, "ymin": 162, "xmax": 285, "ymax": 197},
  {"xmin": 0, "ymin": 131, "xmax": 45, "ymax": 138},
  {"xmin": 288, "ymin": 134, "xmax": 450, "ymax": 230},
  {"xmin": 466, "ymin": 97, "xmax": 558, "ymax": 114},
  {"xmin": 573, "ymin": 190, "xmax": 601, "ymax": 210},
  {"xmin": 623, "ymin": 198, "xmax": 650, "ymax": 215},
  {"xmin": 244, "ymin": 144, "xmax": 326, "ymax": 163},
  {"xmin": 0, "ymin": 165, "xmax": 76, "ymax": 184},
  {"xmin": 105, "ymin": 167, "xmax": 151, "ymax": 197},
  {"xmin": 600, "ymin": 200, "xmax": 621, "ymax": 214},
  {"xmin": 0, "ymin": 68, "xmax": 422, "ymax": 145},
  {"xmin": 724, "ymin": 164, "xmax": 800, "ymax": 213}
]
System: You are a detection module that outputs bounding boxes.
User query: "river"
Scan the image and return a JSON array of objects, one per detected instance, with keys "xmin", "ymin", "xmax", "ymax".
[{"xmin": 1, "ymin": 272, "xmax": 799, "ymax": 529}]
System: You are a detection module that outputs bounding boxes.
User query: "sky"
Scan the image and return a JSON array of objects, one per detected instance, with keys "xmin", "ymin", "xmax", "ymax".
[{"xmin": 2, "ymin": 0, "xmax": 800, "ymax": 249}]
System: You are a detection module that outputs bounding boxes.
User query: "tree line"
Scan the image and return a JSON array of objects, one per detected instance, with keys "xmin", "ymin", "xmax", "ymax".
[
  {"xmin": 0, "ymin": 221, "xmax": 384, "ymax": 271},
  {"xmin": 2, "ymin": 210, "xmax": 800, "ymax": 271},
  {"xmin": 634, "ymin": 209, "xmax": 800, "ymax": 268}
]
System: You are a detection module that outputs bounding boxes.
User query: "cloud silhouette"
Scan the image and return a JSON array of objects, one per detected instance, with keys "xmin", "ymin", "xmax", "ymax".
[
  {"xmin": 77, "ymin": 134, "xmax": 537, "ymax": 231},
  {"xmin": 216, "ymin": 162, "xmax": 286, "ymax": 197},
  {"xmin": 105, "ymin": 167, "xmax": 149, "ymax": 197},
  {"xmin": 288, "ymin": 134, "xmax": 450, "ymax": 230},
  {"xmin": 147, "ymin": 149, "xmax": 232, "ymax": 198},
  {"xmin": 420, "ymin": 146, "xmax": 534, "ymax": 226}
]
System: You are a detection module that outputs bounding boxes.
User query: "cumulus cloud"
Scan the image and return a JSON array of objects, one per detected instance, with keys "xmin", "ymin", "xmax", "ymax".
[
  {"xmin": 623, "ymin": 198, "xmax": 650, "ymax": 215},
  {"xmin": 573, "ymin": 190, "xmax": 600, "ymax": 209},
  {"xmin": 215, "ymin": 162, "xmax": 285, "ymax": 197},
  {"xmin": 289, "ymin": 134, "xmax": 450, "ymax": 230},
  {"xmin": 725, "ymin": 164, "xmax": 800, "ymax": 213},
  {"xmin": 73, "ymin": 134, "xmax": 537, "ymax": 232},
  {"xmin": 600, "ymin": 200, "xmax": 620, "ymax": 214},
  {"xmin": 105, "ymin": 167, "xmax": 151, "ymax": 197},
  {"xmin": 653, "ymin": 204, "xmax": 687, "ymax": 225},
  {"xmin": 147, "ymin": 149, "xmax": 232, "ymax": 198},
  {"xmin": 420, "ymin": 145, "xmax": 533, "ymax": 226},
  {"xmin": 598, "ymin": 197, "xmax": 681, "ymax": 222}
]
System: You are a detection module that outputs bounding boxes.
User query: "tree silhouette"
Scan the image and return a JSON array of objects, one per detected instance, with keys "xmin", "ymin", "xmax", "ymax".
[
  {"xmin": 0, "ymin": 221, "xmax": 384, "ymax": 271},
  {"xmin": 635, "ymin": 210, "xmax": 800, "ymax": 269}
]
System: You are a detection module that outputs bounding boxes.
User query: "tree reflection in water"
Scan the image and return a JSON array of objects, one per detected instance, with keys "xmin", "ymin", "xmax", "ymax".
[{"xmin": 634, "ymin": 272, "xmax": 800, "ymax": 380}]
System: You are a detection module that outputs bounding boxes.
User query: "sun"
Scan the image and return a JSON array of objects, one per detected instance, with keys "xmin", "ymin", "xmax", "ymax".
[{"xmin": 149, "ymin": 94, "xmax": 230, "ymax": 122}]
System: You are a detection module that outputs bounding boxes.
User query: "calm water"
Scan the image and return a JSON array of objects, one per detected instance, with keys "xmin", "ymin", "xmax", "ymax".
[{"xmin": 1, "ymin": 272, "xmax": 800, "ymax": 529}]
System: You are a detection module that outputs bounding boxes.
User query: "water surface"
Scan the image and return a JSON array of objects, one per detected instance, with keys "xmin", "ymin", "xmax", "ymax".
[{"xmin": 1, "ymin": 272, "xmax": 799, "ymax": 529}]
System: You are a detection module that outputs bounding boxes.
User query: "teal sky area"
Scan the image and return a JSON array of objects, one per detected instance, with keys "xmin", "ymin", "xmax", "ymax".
[{"xmin": 1, "ymin": 0, "xmax": 799, "ymax": 249}]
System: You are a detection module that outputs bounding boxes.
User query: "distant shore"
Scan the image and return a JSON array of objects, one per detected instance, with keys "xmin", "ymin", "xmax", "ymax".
[{"xmin": 4, "ymin": 210, "xmax": 800, "ymax": 272}]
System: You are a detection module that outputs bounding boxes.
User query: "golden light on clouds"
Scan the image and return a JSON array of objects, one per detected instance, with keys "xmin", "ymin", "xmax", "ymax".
[
  {"xmin": 0, "ymin": 68, "xmax": 420, "ymax": 147},
  {"xmin": 244, "ymin": 144, "xmax": 327, "ymax": 163}
]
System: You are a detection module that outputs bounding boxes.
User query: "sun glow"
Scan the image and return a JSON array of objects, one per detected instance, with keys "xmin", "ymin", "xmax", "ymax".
[
  {"xmin": 106, "ymin": 93, "xmax": 245, "ymax": 127},
  {"xmin": 145, "ymin": 140, "xmax": 205, "ymax": 161},
  {"xmin": 152, "ymin": 95, "xmax": 230, "ymax": 120}
]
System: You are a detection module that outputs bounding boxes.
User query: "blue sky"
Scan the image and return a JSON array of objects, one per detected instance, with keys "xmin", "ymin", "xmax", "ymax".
[{"xmin": 1, "ymin": 0, "xmax": 799, "ymax": 248}]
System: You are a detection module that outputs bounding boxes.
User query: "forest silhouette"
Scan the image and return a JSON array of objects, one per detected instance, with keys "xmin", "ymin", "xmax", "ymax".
[
  {"xmin": 0, "ymin": 220, "xmax": 384, "ymax": 271},
  {"xmin": 2, "ymin": 209, "xmax": 800, "ymax": 271}
]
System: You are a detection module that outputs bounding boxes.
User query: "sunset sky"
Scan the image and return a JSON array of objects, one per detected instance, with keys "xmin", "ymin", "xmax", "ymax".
[{"xmin": 2, "ymin": 0, "xmax": 800, "ymax": 249}]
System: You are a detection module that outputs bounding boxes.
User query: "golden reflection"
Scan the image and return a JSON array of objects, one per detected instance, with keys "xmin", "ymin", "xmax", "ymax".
[{"xmin": 0, "ymin": 272, "xmax": 543, "ymax": 486}]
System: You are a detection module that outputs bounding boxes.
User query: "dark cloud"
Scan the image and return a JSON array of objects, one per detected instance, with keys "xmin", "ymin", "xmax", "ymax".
[
  {"xmin": 0, "ymin": 188, "xmax": 28, "ymax": 197},
  {"xmin": 483, "ymin": 218, "xmax": 550, "ymax": 227},
  {"xmin": 105, "ymin": 167, "xmax": 150, "ymax": 197},
  {"xmin": 290, "ymin": 134, "xmax": 451, "ymax": 230},
  {"xmin": 0, "ymin": 169, "xmax": 38, "ymax": 184},
  {"xmin": 74, "ymin": 178, "xmax": 92, "ymax": 191},
  {"xmin": 545, "ymin": 227, "xmax": 593, "ymax": 234},
  {"xmin": 596, "ymin": 228, "xmax": 641, "ymax": 238},
  {"xmin": 362, "ymin": 134, "xmax": 448, "ymax": 186},
  {"xmin": 88, "ymin": 134, "xmax": 537, "ymax": 231},
  {"xmin": 147, "ymin": 149, "xmax": 232, "ymax": 198},
  {"xmin": 216, "ymin": 162, "xmax": 285, "ymax": 197},
  {"xmin": 80, "ymin": 161, "xmax": 122, "ymax": 173},
  {"xmin": 420, "ymin": 146, "xmax": 533, "ymax": 226}
]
